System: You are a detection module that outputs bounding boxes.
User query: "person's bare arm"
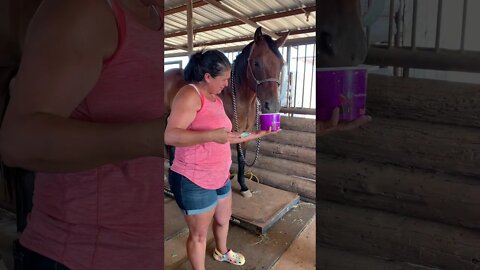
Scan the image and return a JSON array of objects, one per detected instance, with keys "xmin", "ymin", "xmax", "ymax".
[
  {"xmin": 227, "ymin": 128, "xmax": 281, "ymax": 144},
  {"xmin": 165, "ymin": 86, "xmax": 233, "ymax": 147},
  {"xmin": 317, "ymin": 107, "xmax": 372, "ymax": 136},
  {"xmin": 0, "ymin": 0, "xmax": 165, "ymax": 172}
]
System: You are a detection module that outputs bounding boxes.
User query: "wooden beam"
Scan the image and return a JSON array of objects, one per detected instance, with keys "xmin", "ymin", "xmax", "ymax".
[
  {"xmin": 202, "ymin": 0, "xmax": 279, "ymax": 38},
  {"xmin": 164, "ymin": 41, "xmax": 188, "ymax": 51},
  {"xmin": 280, "ymin": 116, "xmax": 316, "ymax": 133},
  {"xmin": 186, "ymin": 0, "xmax": 193, "ymax": 53},
  {"xmin": 318, "ymin": 245, "xmax": 442, "ymax": 270},
  {"xmin": 317, "ymin": 153, "xmax": 480, "ymax": 229},
  {"xmin": 317, "ymin": 116, "xmax": 480, "ymax": 178},
  {"xmin": 232, "ymin": 151, "xmax": 315, "ymax": 180},
  {"xmin": 165, "ymin": 5, "xmax": 316, "ymax": 39},
  {"xmin": 165, "ymin": 36, "xmax": 316, "ymax": 57},
  {"xmin": 230, "ymin": 164, "xmax": 316, "ymax": 201},
  {"xmin": 263, "ymin": 129, "xmax": 315, "ymax": 149},
  {"xmin": 165, "ymin": 0, "xmax": 214, "ymax": 15},
  {"xmin": 242, "ymin": 140, "xmax": 316, "ymax": 165},
  {"xmin": 366, "ymin": 45, "xmax": 480, "ymax": 73},
  {"xmin": 367, "ymin": 74, "xmax": 480, "ymax": 128},
  {"xmin": 165, "ymin": 28, "xmax": 315, "ymax": 52},
  {"xmin": 317, "ymin": 200, "xmax": 480, "ymax": 270},
  {"xmin": 280, "ymin": 107, "xmax": 316, "ymax": 115}
]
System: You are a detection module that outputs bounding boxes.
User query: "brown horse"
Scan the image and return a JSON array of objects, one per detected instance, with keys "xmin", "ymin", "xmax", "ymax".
[
  {"xmin": 165, "ymin": 27, "xmax": 288, "ymax": 197},
  {"xmin": 317, "ymin": 0, "xmax": 386, "ymax": 67}
]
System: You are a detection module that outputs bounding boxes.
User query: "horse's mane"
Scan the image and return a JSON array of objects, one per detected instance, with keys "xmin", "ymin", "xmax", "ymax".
[{"xmin": 233, "ymin": 35, "xmax": 282, "ymax": 88}]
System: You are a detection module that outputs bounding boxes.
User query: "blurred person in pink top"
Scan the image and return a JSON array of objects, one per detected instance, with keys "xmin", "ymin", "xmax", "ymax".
[
  {"xmin": 0, "ymin": 0, "xmax": 165, "ymax": 269},
  {"xmin": 165, "ymin": 50, "xmax": 279, "ymax": 270}
]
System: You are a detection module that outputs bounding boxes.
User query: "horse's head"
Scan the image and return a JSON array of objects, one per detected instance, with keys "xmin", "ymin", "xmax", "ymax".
[
  {"xmin": 317, "ymin": 0, "xmax": 385, "ymax": 67},
  {"xmin": 239, "ymin": 27, "xmax": 288, "ymax": 114}
]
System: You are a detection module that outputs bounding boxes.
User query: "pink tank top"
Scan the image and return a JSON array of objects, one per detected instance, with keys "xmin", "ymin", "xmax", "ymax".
[
  {"xmin": 171, "ymin": 84, "xmax": 232, "ymax": 189},
  {"xmin": 20, "ymin": 1, "xmax": 164, "ymax": 269}
]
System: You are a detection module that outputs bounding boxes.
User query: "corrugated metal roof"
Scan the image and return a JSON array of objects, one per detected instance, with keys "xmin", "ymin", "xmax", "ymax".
[{"xmin": 165, "ymin": 0, "xmax": 316, "ymax": 57}]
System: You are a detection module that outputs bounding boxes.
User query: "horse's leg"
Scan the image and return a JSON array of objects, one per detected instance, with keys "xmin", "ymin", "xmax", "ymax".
[
  {"xmin": 166, "ymin": 145, "xmax": 175, "ymax": 166},
  {"xmin": 236, "ymin": 143, "xmax": 252, "ymax": 198}
]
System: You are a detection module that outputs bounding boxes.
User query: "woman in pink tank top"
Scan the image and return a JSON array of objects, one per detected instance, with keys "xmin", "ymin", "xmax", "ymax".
[
  {"xmin": 0, "ymin": 0, "xmax": 165, "ymax": 269},
  {"xmin": 165, "ymin": 50, "xmax": 278, "ymax": 270}
]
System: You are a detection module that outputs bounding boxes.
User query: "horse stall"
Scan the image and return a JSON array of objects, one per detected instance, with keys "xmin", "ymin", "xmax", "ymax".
[
  {"xmin": 163, "ymin": 1, "xmax": 316, "ymax": 269},
  {"xmin": 317, "ymin": 1, "xmax": 480, "ymax": 269}
]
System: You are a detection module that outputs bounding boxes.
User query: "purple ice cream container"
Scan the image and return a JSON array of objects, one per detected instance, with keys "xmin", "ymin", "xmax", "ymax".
[
  {"xmin": 317, "ymin": 67, "xmax": 368, "ymax": 121},
  {"xmin": 259, "ymin": 113, "xmax": 281, "ymax": 131}
]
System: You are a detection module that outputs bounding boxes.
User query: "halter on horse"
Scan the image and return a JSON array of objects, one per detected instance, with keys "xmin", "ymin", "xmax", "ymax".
[{"xmin": 164, "ymin": 27, "xmax": 288, "ymax": 197}]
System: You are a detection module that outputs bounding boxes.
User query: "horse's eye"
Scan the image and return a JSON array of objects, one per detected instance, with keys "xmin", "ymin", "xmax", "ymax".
[{"xmin": 254, "ymin": 61, "xmax": 260, "ymax": 67}]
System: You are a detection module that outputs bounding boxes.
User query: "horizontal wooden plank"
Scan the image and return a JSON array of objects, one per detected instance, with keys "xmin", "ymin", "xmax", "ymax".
[
  {"xmin": 231, "ymin": 163, "xmax": 315, "ymax": 200},
  {"xmin": 317, "ymin": 200, "xmax": 480, "ymax": 270},
  {"xmin": 317, "ymin": 153, "xmax": 480, "ymax": 229},
  {"xmin": 317, "ymin": 117, "xmax": 480, "ymax": 178},
  {"xmin": 280, "ymin": 116, "xmax": 316, "ymax": 133},
  {"xmin": 263, "ymin": 129, "xmax": 315, "ymax": 148},
  {"xmin": 241, "ymin": 140, "xmax": 315, "ymax": 165},
  {"xmin": 318, "ymin": 245, "xmax": 442, "ymax": 270},
  {"xmin": 280, "ymin": 107, "xmax": 315, "ymax": 115},
  {"xmin": 367, "ymin": 74, "xmax": 480, "ymax": 128},
  {"xmin": 232, "ymin": 151, "xmax": 315, "ymax": 180}
]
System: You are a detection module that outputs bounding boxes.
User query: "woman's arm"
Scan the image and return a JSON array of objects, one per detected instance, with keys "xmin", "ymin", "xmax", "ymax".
[
  {"xmin": 0, "ymin": 0, "xmax": 165, "ymax": 172},
  {"xmin": 165, "ymin": 86, "xmax": 234, "ymax": 147}
]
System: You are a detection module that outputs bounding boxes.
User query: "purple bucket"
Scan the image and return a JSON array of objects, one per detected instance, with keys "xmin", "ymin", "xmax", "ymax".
[
  {"xmin": 317, "ymin": 67, "xmax": 368, "ymax": 121},
  {"xmin": 260, "ymin": 113, "xmax": 281, "ymax": 131}
]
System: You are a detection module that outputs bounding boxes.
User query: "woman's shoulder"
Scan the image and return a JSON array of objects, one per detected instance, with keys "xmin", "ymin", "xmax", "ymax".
[{"xmin": 173, "ymin": 84, "xmax": 203, "ymax": 110}]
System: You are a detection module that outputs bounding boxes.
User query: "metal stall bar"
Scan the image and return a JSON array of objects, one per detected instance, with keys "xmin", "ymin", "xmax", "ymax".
[
  {"xmin": 286, "ymin": 46, "xmax": 292, "ymax": 109},
  {"xmin": 309, "ymin": 44, "xmax": 315, "ymax": 108},
  {"xmin": 301, "ymin": 45, "xmax": 307, "ymax": 108},
  {"xmin": 394, "ymin": 0, "xmax": 405, "ymax": 76},
  {"xmin": 405, "ymin": 0, "xmax": 419, "ymax": 78},
  {"xmin": 460, "ymin": 0, "xmax": 468, "ymax": 52},
  {"xmin": 411, "ymin": 0, "xmax": 418, "ymax": 50},
  {"xmin": 366, "ymin": 0, "xmax": 372, "ymax": 45},
  {"xmin": 388, "ymin": 0, "xmax": 395, "ymax": 48},
  {"xmin": 435, "ymin": 0, "xmax": 443, "ymax": 51},
  {"xmin": 294, "ymin": 46, "xmax": 300, "ymax": 107}
]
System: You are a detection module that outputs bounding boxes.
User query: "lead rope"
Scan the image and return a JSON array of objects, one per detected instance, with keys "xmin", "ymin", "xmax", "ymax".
[{"xmin": 231, "ymin": 61, "xmax": 261, "ymax": 167}]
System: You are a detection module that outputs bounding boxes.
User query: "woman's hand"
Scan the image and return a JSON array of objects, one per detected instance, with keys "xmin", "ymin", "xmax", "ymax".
[
  {"xmin": 228, "ymin": 128, "xmax": 281, "ymax": 144},
  {"xmin": 208, "ymin": 128, "xmax": 233, "ymax": 144},
  {"xmin": 317, "ymin": 107, "xmax": 372, "ymax": 136}
]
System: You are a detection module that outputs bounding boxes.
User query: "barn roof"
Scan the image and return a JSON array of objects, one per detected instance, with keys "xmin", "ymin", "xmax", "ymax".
[{"xmin": 164, "ymin": 0, "xmax": 316, "ymax": 57}]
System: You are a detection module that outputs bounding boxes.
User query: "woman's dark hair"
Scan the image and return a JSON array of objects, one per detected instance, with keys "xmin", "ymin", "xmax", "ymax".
[{"xmin": 184, "ymin": 50, "xmax": 231, "ymax": 83}]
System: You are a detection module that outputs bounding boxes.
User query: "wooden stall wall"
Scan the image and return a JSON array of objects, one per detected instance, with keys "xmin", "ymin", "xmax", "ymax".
[
  {"xmin": 231, "ymin": 116, "xmax": 316, "ymax": 202},
  {"xmin": 317, "ymin": 74, "xmax": 480, "ymax": 270}
]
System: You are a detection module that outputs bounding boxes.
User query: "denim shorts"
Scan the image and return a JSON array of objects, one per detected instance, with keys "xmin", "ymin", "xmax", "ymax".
[{"xmin": 168, "ymin": 170, "xmax": 231, "ymax": 215}]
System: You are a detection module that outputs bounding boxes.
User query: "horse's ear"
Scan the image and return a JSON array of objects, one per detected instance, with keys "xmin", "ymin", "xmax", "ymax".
[
  {"xmin": 254, "ymin": 27, "xmax": 263, "ymax": 43},
  {"xmin": 275, "ymin": 31, "xmax": 289, "ymax": 48}
]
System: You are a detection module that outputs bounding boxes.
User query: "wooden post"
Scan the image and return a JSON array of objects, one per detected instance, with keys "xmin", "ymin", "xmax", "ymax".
[{"xmin": 186, "ymin": 0, "xmax": 193, "ymax": 53}]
